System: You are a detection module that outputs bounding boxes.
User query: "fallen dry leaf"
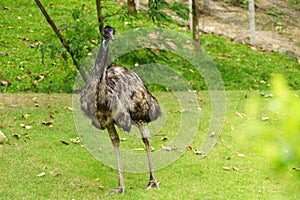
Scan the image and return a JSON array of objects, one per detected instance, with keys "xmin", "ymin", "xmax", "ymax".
[
  {"xmin": 236, "ymin": 112, "xmax": 246, "ymax": 118},
  {"xmin": 22, "ymin": 114, "xmax": 30, "ymax": 119},
  {"xmin": 161, "ymin": 145, "xmax": 172, "ymax": 151},
  {"xmin": 175, "ymin": 109, "xmax": 188, "ymax": 113},
  {"xmin": 42, "ymin": 121, "xmax": 54, "ymax": 127},
  {"xmin": 160, "ymin": 136, "xmax": 168, "ymax": 141},
  {"xmin": 32, "ymin": 80, "xmax": 38, "ymax": 87},
  {"xmin": 237, "ymin": 152, "xmax": 245, "ymax": 157},
  {"xmin": 232, "ymin": 167, "xmax": 240, "ymax": 171},
  {"xmin": 0, "ymin": 130, "xmax": 8, "ymax": 143},
  {"xmin": 260, "ymin": 80, "xmax": 266, "ymax": 84},
  {"xmin": 50, "ymin": 172, "xmax": 59, "ymax": 177},
  {"xmin": 64, "ymin": 106, "xmax": 75, "ymax": 111},
  {"xmin": 193, "ymin": 149, "xmax": 205, "ymax": 155},
  {"xmin": 223, "ymin": 166, "xmax": 231, "ymax": 170},
  {"xmin": 20, "ymin": 124, "xmax": 32, "ymax": 129},
  {"xmin": 261, "ymin": 116, "xmax": 270, "ymax": 121},
  {"xmin": 1, "ymin": 80, "xmax": 10, "ymax": 86},
  {"xmin": 36, "ymin": 172, "xmax": 46, "ymax": 177},
  {"xmin": 32, "ymin": 97, "xmax": 38, "ymax": 102},
  {"xmin": 70, "ymin": 137, "xmax": 81, "ymax": 144},
  {"xmin": 47, "ymin": 110, "xmax": 58, "ymax": 115},
  {"xmin": 160, "ymin": 144, "xmax": 177, "ymax": 151},
  {"xmin": 292, "ymin": 167, "xmax": 300, "ymax": 171},
  {"xmin": 187, "ymin": 146, "xmax": 193, "ymax": 150},
  {"xmin": 23, "ymin": 133, "xmax": 31, "ymax": 139},
  {"xmin": 17, "ymin": 36, "xmax": 29, "ymax": 41},
  {"xmin": 210, "ymin": 132, "xmax": 216, "ymax": 137},
  {"xmin": 260, "ymin": 93, "xmax": 273, "ymax": 98},
  {"xmin": 98, "ymin": 185, "xmax": 104, "ymax": 190},
  {"xmin": 223, "ymin": 166, "xmax": 240, "ymax": 171},
  {"xmin": 250, "ymin": 45, "xmax": 258, "ymax": 51},
  {"xmin": 47, "ymin": 110, "xmax": 58, "ymax": 118},
  {"xmin": 13, "ymin": 134, "xmax": 21, "ymax": 139},
  {"xmin": 2, "ymin": 5, "xmax": 10, "ymax": 10},
  {"xmin": 38, "ymin": 75, "xmax": 45, "ymax": 82},
  {"xmin": 134, "ymin": 146, "xmax": 155, "ymax": 151},
  {"xmin": 134, "ymin": 148, "xmax": 145, "ymax": 151}
]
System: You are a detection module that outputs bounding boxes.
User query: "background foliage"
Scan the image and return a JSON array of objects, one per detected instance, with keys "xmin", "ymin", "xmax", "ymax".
[{"xmin": 0, "ymin": 0, "xmax": 299, "ymax": 93}]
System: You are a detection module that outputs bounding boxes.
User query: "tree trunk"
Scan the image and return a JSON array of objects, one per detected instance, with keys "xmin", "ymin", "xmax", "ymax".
[
  {"xmin": 135, "ymin": 0, "xmax": 140, "ymax": 12},
  {"xmin": 249, "ymin": 0, "xmax": 256, "ymax": 44},
  {"xmin": 127, "ymin": 0, "xmax": 137, "ymax": 13},
  {"xmin": 189, "ymin": 0, "xmax": 193, "ymax": 31},
  {"xmin": 96, "ymin": 0, "xmax": 104, "ymax": 34},
  {"xmin": 192, "ymin": 0, "xmax": 199, "ymax": 43}
]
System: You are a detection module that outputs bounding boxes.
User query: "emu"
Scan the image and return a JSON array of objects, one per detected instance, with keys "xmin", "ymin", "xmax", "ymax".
[{"xmin": 80, "ymin": 26, "xmax": 161, "ymax": 194}]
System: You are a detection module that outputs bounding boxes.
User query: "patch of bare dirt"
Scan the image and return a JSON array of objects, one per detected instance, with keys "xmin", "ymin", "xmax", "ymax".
[{"xmin": 198, "ymin": 0, "xmax": 300, "ymax": 59}]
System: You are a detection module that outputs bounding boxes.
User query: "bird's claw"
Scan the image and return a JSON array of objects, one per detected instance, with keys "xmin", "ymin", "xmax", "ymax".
[
  {"xmin": 145, "ymin": 180, "xmax": 160, "ymax": 190},
  {"xmin": 109, "ymin": 187, "xmax": 125, "ymax": 195}
]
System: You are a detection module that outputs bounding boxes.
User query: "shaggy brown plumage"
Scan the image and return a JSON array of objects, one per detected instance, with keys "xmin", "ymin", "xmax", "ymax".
[{"xmin": 80, "ymin": 25, "xmax": 161, "ymax": 194}]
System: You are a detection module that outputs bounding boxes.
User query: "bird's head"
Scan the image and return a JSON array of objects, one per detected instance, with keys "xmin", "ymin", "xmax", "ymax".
[{"xmin": 103, "ymin": 25, "xmax": 115, "ymax": 41}]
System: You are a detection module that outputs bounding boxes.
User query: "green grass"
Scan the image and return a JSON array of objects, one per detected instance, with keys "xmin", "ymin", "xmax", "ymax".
[
  {"xmin": 0, "ymin": 0, "xmax": 79, "ymax": 93},
  {"xmin": 0, "ymin": 0, "xmax": 299, "ymax": 93},
  {"xmin": 202, "ymin": 35, "xmax": 300, "ymax": 90},
  {"xmin": 1, "ymin": 0, "xmax": 300, "ymax": 199},
  {"xmin": 0, "ymin": 92, "xmax": 299, "ymax": 199}
]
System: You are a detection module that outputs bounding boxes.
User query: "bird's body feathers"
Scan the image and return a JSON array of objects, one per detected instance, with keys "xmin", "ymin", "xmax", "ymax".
[{"xmin": 80, "ymin": 66, "xmax": 161, "ymax": 132}]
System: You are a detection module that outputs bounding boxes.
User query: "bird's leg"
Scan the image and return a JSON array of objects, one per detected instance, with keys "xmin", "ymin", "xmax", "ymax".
[
  {"xmin": 107, "ymin": 123, "xmax": 125, "ymax": 195},
  {"xmin": 139, "ymin": 125, "xmax": 159, "ymax": 190}
]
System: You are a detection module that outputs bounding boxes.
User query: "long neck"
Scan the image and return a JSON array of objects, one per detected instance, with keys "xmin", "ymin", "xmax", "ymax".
[
  {"xmin": 80, "ymin": 38, "xmax": 110, "ymax": 128},
  {"xmin": 90, "ymin": 39, "xmax": 110, "ymax": 84}
]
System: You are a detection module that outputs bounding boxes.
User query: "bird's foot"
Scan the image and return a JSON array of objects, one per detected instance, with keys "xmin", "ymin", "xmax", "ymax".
[
  {"xmin": 109, "ymin": 186, "xmax": 125, "ymax": 195},
  {"xmin": 145, "ymin": 179, "xmax": 160, "ymax": 190}
]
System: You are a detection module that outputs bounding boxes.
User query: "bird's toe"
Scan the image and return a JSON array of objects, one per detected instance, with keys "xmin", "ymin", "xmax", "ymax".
[
  {"xmin": 109, "ymin": 187, "xmax": 125, "ymax": 195},
  {"xmin": 145, "ymin": 180, "xmax": 160, "ymax": 190}
]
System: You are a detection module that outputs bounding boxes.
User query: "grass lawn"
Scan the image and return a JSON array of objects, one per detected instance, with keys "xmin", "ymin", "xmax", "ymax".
[
  {"xmin": 1, "ymin": 0, "xmax": 299, "ymax": 93},
  {"xmin": 0, "ymin": 91, "xmax": 299, "ymax": 199},
  {"xmin": 1, "ymin": 0, "xmax": 299, "ymax": 199}
]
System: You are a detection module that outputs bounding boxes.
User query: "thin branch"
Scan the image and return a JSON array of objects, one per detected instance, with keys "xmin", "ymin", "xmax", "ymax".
[
  {"xmin": 105, "ymin": 8, "xmax": 127, "ymax": 18},
  {"xmin": 34, "ymin": 0, "xmax": 88, "ymax": 82},
  {"xmin": 192, "ymin": 0, "xmax": 199, "ymax": 42}
]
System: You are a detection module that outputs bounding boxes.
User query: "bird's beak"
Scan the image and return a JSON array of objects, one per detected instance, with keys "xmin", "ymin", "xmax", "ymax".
[
  {"xmin": 109, "ymin": 29, "xmax": 115, "ymax": 41},
  {"xmin": 110, "ymin": 35, "xmax": 115, "ymax": 41}
]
